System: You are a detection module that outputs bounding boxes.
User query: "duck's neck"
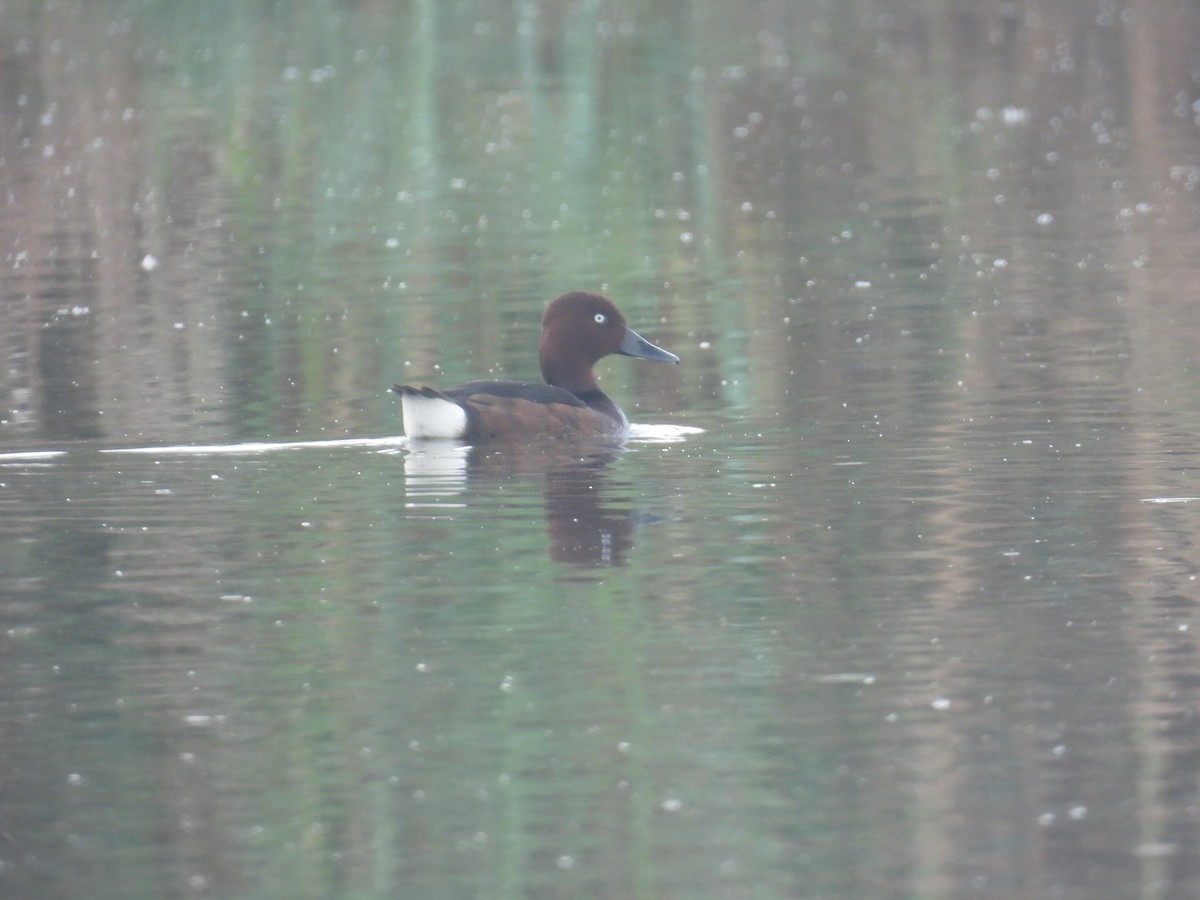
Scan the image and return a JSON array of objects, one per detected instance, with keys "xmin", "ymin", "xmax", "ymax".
[
  {"xmin": 541, "ymin": 357, "xmax": 598, "ymax": 396},
  {"xmin": 571, "ymin": 387, "xmax": 608, "ymax": 405},
  {"xmin": 543, "ymin": 359, "xmax": 625, "ymax": 422}
]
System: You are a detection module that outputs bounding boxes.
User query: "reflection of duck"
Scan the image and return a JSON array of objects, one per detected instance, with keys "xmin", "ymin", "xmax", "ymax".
[
  {"xmin": 542, "ymin": 460, "xmax": 635, "ymax": 568},
  {"xmin": 401, "ymin": 443, "xmax": 637, "ymax": 568},
  {"xmin": 393, "ymin": 292, "xmax": 678, "ymax": 442}
]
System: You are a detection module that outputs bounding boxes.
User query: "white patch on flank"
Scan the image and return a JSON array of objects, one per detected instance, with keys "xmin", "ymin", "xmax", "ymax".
[{"xmin": 402, "ymin": 392, "xmax": 468, "ymax": 440}]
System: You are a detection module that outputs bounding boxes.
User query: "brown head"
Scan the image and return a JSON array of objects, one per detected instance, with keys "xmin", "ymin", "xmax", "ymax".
[{"xmin": 538, "ymin": 291, "xmax": 678, "ymax": 395}]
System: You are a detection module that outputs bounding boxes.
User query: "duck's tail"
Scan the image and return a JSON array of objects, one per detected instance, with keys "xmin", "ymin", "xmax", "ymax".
[{"xmin": 392, "ymin": 385, "xmax": 469, "ymax": 440}]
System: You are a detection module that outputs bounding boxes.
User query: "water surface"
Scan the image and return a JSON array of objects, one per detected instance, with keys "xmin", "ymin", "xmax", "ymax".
[{"xmin": 4, "ymin": 2, "xmax": 1200, "ymax": 898}]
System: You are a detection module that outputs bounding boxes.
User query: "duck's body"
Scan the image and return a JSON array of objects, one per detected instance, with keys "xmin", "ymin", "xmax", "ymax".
[
  {"xmin": 393, "ymin": 292, "xmax": 678, "ymax": 442},
  {"xmin": 394, "ymin": 380, "xmax": 626, "ymax": 442}
]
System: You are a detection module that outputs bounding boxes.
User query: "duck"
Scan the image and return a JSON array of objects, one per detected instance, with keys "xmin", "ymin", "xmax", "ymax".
[{"xmin": 393, "ymin": 291, "xmax": 679, "ymax": 442}]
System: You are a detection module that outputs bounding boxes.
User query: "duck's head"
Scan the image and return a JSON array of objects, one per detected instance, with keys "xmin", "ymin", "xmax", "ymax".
[{"xmin": 539, "ymin": 291, "xmax": 679, "ymax": 393}]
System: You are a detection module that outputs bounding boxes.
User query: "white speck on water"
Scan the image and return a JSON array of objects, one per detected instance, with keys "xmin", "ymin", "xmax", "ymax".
[
  {"xmin": 1038, "ymin": 812, "xmax": 1056, "ymax": 826},
  {"xmin": 854, "ymin": 280, "xmax": 872, "ymax": 288},
  {"xmin": 817, "ymin": 673, "xmax": 876, "ymax": 685},
  {"xmin": 141, "ymin": 254, "xmax": 158, "ymax": 271},
  {"xmin": 931, "ymin": 697, "xmax": 952, "ymax": 711},
  {"xmin": 616, "ymin": 741, "xmax": 631, "ymax": 753},
  {"xmin": 184, "ymin": 714, "xmax": 224, "ymax": 726},
  {"xmin": 556, "ymin": 855, "xmax": 576, "ymax": 870},
  {"xmin": 661, "ymin": 797, "xmax": 683, "ymax": 812},
  {"xmin": 67, "ymin": 773, "xmax": 84, "ymax": 786},
  {"xmin": 1134, "ymin": 842, "xmax": 1179, "ymax": 858},
  {"xmin": 1068, "ymin": 805, "xmax": 1088, "ymax": 820}
]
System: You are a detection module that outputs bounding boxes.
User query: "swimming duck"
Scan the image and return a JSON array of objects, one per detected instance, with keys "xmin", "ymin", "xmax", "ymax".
[{"xmin": 393, "ymin": 291, "xmax": 679, "ymax": 441}]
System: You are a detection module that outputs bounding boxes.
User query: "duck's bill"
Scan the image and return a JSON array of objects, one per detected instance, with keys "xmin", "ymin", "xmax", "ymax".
[{"xmin": 617, "ymin": 327, "xmax": 680, "ymax": 364}]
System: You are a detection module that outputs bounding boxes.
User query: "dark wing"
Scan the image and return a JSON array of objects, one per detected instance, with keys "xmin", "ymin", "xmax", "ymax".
[
  {"xmin": 440, "ymin": 380, "xmax": 586, "ymax": 408},
  {"xmin": 392, "ymin": 381, "xmax": 584, "ymax": 407}
]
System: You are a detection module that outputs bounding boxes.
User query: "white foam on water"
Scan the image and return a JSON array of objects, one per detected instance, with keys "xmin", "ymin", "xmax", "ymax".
[
  {"xmin": 100, "ymin": 436, "xmax": 410, "ymax": 456},
  {"xmin": 0, "ymin": 450, "xmax": 68, "ymax": 463},
  {"xmin": 627, "ymin": 423, "xmax": 705, "ymax": 443},
  {"xmin": 3, "ymin": 425, "xmax": 699, "ymax": 460}
]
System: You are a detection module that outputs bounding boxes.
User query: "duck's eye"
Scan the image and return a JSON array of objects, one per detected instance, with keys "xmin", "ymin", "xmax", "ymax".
[{"xmin": 593, "ymin": 313, "xmax": 606, "ymax": 324}]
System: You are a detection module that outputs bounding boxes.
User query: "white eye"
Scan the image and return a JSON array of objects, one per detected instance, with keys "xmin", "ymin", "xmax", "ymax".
[{"xmin": 593, "ymin": 313, "xmax": 606, "ymax": 324}]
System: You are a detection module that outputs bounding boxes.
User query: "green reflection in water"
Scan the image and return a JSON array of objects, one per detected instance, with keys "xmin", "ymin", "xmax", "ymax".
[{"xmin": 5, "ymin": 0, "xmax": 1200, "ymax": 898}]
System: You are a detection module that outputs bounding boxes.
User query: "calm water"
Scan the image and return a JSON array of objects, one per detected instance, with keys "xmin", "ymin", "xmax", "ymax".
[{"xmin": 4, "ymin": 1, "xmax": 1200, "ymax": 898}]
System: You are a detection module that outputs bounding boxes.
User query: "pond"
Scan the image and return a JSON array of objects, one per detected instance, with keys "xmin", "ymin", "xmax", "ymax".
[{"xmin": 4, "ymin": 1, "xmax": 1200, "ymax": 897}]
